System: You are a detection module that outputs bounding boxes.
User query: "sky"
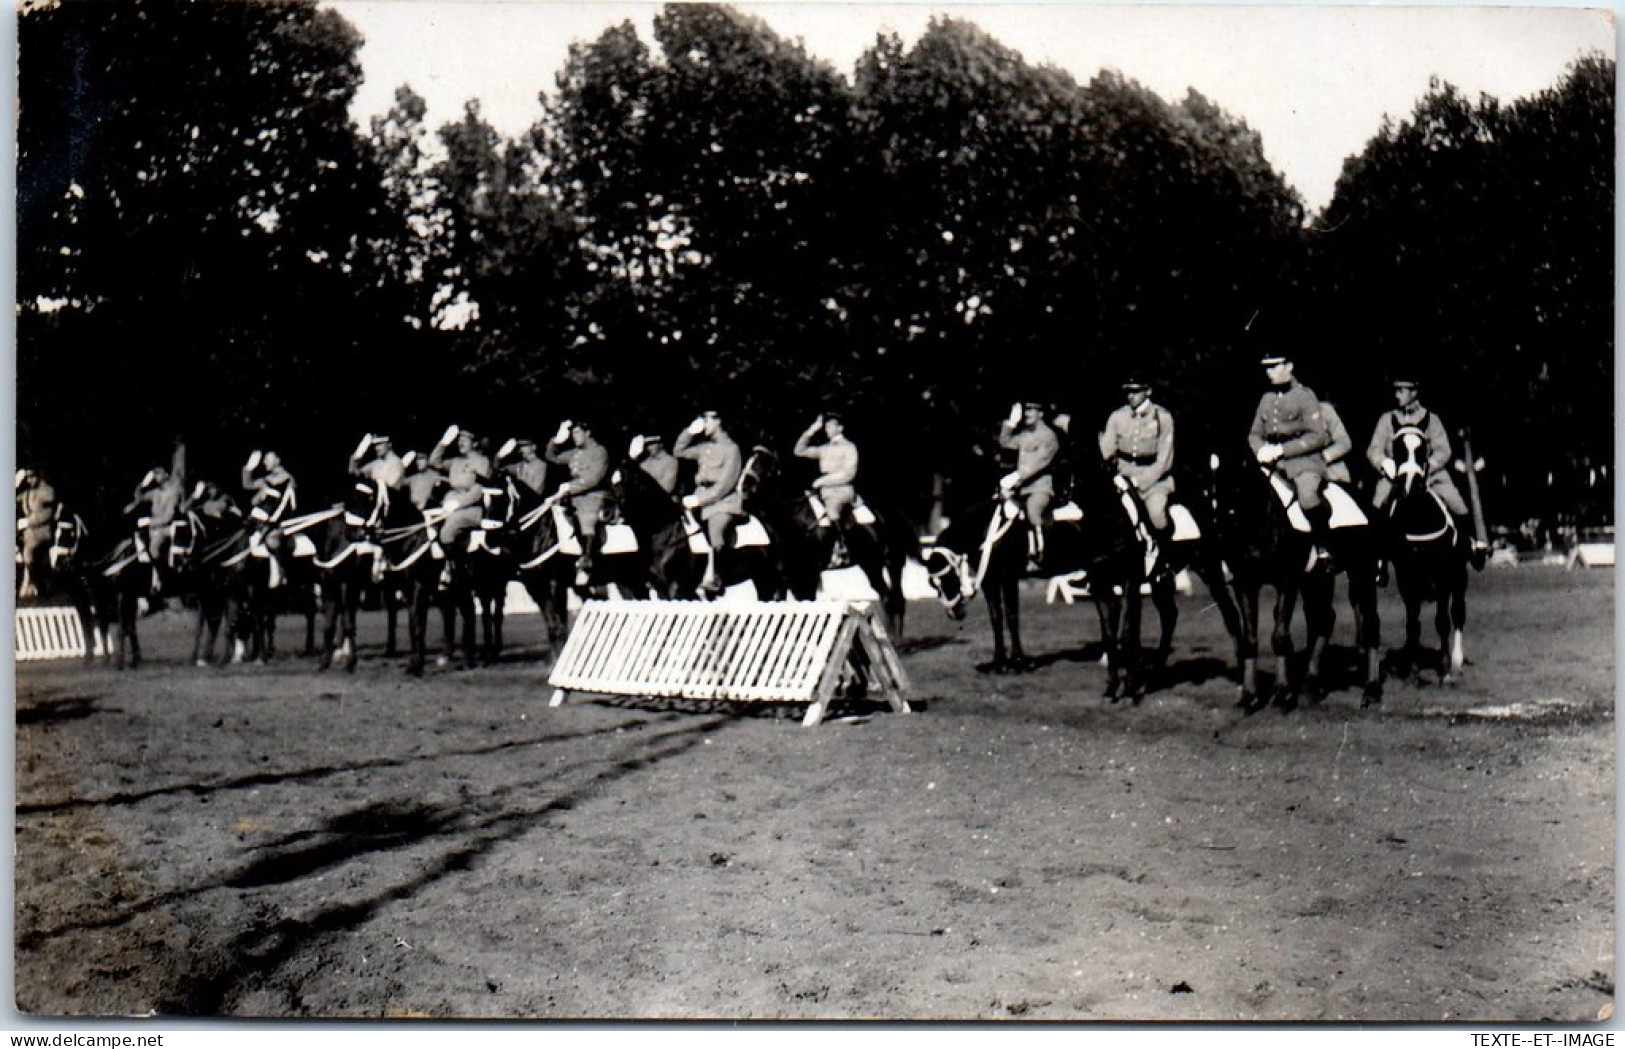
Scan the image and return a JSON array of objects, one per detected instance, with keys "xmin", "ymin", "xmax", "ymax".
[{"xmin": 327, "ymin": 1, "xmax": 1614, "ymax": 215}]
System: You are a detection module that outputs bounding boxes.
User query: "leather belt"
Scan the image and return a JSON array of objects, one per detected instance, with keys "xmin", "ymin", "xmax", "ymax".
[{"xmin": 1116, "ymin": 452, "xmax": 1157, "ymax": 466}]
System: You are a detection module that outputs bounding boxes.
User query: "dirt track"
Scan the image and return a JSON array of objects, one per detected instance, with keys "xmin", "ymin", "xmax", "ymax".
[{"xmin": 13, "ymin": 565, "xmax": 1615, "ymax": 1021}]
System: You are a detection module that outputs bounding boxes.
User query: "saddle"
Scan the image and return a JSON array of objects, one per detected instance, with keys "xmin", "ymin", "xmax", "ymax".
[
  {"xmin": 1267, "ymin": 475, "xmax": 1368, "ymax": 532},
  {"xmin": 683, "ymin": 511, "xmax": 770, "ymax": 554}
]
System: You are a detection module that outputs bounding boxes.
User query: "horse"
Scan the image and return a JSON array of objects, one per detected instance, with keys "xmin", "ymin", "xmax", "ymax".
[
  {"xmin": 922, "ymin": 454, "xmax": 1163, "ymax": 700},
  {"xmin": 607, "ymin": 464, "xmax": 705, "ymax": 599},
  {"xmin": 76, "ymin": 510, "xmax": 163, "ymax": 669},
  {"xmin": 222, "ymin": 509, "xmax": 334, "ymax": 665},
  {"xmin": 511, "ymin": 484, "xmax": 576, "ymax": 656},
  {"xmin": 1381, "ymin": 425, "xmax": 1471, "ymax": 685},
  {"xmin": 464, "ymin": 478, "xmax": 519, "ymax": 664},
  {"xmin": 165, "ymin": 498, "xmax": 251, "ymax": 666},
  {"xmin": 1196, "ymin": 447, "xmax": 1383, "ymax": 711},
  {"xmin": 735, "ymin": 447, "xmax": 916, "ymax": 638},
  {"xmin": 310, "ymin": 477, "xmax": 400, "ymax": 672},
  {"xmin": 17, "ymin": 502, "xmax": 105, "ymax": 661}
]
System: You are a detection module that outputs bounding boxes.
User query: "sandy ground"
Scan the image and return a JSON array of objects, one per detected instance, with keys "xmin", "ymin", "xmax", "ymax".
[{"xmin": 12, "ymin": 564, "xmax": 1614, "ymax": 1022}]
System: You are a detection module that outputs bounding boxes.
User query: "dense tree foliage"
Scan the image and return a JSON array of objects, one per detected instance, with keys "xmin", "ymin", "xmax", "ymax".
[
  {"xmin": 1310, "ymin": 56, "xmax": 1613, "ymax": 524},
  {"xmin": 17, "ymin": 2, "xmax": 1611, "ymax": 530}
]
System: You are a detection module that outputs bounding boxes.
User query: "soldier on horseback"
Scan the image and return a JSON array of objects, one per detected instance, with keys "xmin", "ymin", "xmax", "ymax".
[
  {"xmin": 675, "ymin": 407, "xmax": 744, "ymax": 596},
  {"xmin": 628, "ymin": 433, "xmax": 680, "ymax": 496},
  {"xmin": 1249, "ymin": 354, "xmax": 1335, "ymax": 564},
  {"xmin": 428, "ymin": 425, "xmax": 491, "ymax": 554},
  {"xmin": 1099, "ymin": 378, "xmax": 1176, "ymax": 550},
  {"xmin": 1367, "ymin": 379, "xmax": 1478, "ymax": 536},
  {"xmin": 793, "ymin": 411, "xmax": 859, "ymax": 568},
  {"xmin": 496, "ymin": 436, "xmax": 549, "ymax": 500},
  {"xmin": 16, "ymin": 468, "xmax": 56, "ymax": 599},
  {"xmin": 241, "ymin": 448, "xmax": 298, "ymax": 588},
  {"xmin": 350, "ymin": 433, "xmax": 405, "ymax": 491},
  {"xmin": 544, "ymin": 417, "xmax": 611, "ymax": 587},
  {"xmin": 996, "ymin": 399, "xmax": 1059, "ymax": 571}
]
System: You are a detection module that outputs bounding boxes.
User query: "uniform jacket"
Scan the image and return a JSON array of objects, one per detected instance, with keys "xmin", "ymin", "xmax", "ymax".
[
  {"xmin": 793, "ymin": 433, "xmax": 859, "ymax": 490},
  {"xmin": 997, "ymin": 420, "xmax": 1059, "ymax": 493},
  {"xmin": 1099, "ymin": 401, "xmax": 1175, "ymax": 485},
  {"xmin": 546, "ymin": 438, "xmax": 609, "ymax": 500},
  {"xmin": 1249, "ymin": 381, "xmax": 1331, "ymax": 461},
  {"xmin": 674, "ymin": 429, "xmax": 744, "ymax": 510}
]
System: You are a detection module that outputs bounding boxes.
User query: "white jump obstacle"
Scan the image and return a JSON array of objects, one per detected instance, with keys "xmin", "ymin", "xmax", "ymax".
[
  {"xmin": 15, "ymin": 606, "xmax": 103, "ymax": 662},
  {"xmin": 547, "ymin": 599, "xmax": 910, "ymax": 727}
]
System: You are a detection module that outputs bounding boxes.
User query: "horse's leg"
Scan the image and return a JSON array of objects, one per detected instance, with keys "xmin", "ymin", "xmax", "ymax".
[
  {"xmin": 1149, "ymin": 576, "xmax": 1178, "ymax": 686},
  {"xmin": 342, "ymin": 582, "xmax": 360, "ymax": 672},
  {"xmin": 1346, "ymin": 564, "xmax": 1384, "ymax": 707},
  {"xmin": 459, "ymin": 587, "xmax": 478, "ymax": 669},
  {"xmin": 1301, "ymin": 575, "xmax": 1335, "ymax": 701},
  {"xmin": 1233, "ymin": 582, "xmax": 1261, "ymax": 710},
  {"xmin": 1448, "ymin": 563, "xmax": 1468, "ymax": 676},
  {"xmin": 1003, "ymin": 573, "xmax": 1027, "ymax": 670},
  {"xmin": 982, "ymin": 582, "xmax": 1008, "ymax": 672},
  {"xmin": 123, "ymin": 589, "xmax": 142, "ymax": 669},
  {"xmin": 1122, "ymin": 574, "xmax": 1147, "ymax": 701},
  {"xmin": 1401, "ymin": 580, "xmax": 1424, "ymax": 684},
  {"xmin": 1096, "ymin": 593, "xmax": 1123, "ymax": 700},
  {"xmin": 1269, "ymin": 583, "xmax": 1299, "ymax": 709},
  {"xmin": 318, "ymin": 576, "xmax": 340, "ymax": 671}
]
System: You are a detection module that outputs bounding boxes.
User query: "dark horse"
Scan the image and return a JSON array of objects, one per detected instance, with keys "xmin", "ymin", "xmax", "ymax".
[
  {"xmin": 1381, "ymin": 425, "xmax": 1471, "ymax": 685},
  {"xmin": 607, "ymin": 464, "xmax": 705, "ymax": 599},
  {"xmin": 922, "ymin": 454, "xmax": 1168, "ymax": 700},
  {"xmin": 18, "ymin": 502, "xmax": 105, "ymax": 662},
  {"xmin": 736, "ymin": 448, "xmax": 917, "ymax": 638},
  {"xmin": 311, "ymin": 477, "xmax": 403, "ymax": 672},
  {"xmin": 1196, "ymin": 448, "xmax": 1383, "ymax": 711}
]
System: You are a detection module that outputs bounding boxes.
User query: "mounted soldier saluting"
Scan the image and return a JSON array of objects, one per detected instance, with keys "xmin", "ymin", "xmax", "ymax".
[
  {"xmin": 675, "ymin": 407, "xmax": 744, "ymax": 596},
  {"xmin": 16, "ymin": 468, "xmax": 57, "ymax": 600},
  {"xmin": 793, "ymin": 410, "xmax": 859, "ymax": 568},
  {"xmin": 544, "ymin": 416, "xmax": 611, "ymax": 586},
  {"xmin": 628, "ymin": 433, "xmax": 680, "ymax": 497},
  {"xmin": 996, "ymin": 398, "xmax": 1059, "ymax": 571}
]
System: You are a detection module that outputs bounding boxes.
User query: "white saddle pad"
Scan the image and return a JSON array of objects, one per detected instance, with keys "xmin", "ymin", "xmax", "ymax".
[
  {"xmin": 601, "ymin": 522, "xmax": 638, "ymax": 556},
  {"xmin": 1052, "ymin": 502, "xmax": 1083, "ymax": 522},
  {"xmin": 734, "ymin": 516, "xmax": 770, "ymax": 549},
  {"xmin": 1169, "ymin": 503, "xmax": 1200, "ymax": 542},
  {"xmin": 291, "ymin": 534, "xmax": 318, "ymax": 558},
  {"xmin": 852, "ymin": 502, "xmax": 876, "ymax": 526},
  {"xmin": 1326, "ymin": 484, "xmax": 1368, "ymax": 529},
  {"xmin": 1268, "ymin": 476, "xmax": 1366, "ymax": 532},
  {"xmin": 550, "ymin": 505, "xmax": 582, "ymax": 556}
]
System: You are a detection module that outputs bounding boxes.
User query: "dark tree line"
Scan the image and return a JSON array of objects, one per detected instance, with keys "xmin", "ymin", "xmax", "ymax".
[{"xmin": 17, "ymin": 1, "xmax": 1612, "ymax": 530}]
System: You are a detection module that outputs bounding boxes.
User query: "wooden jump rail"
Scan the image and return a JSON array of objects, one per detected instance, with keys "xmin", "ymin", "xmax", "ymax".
[
  {"xmin": 546, "ymin": 599, "xmax": 910, "ymax": 727},
  {"xmin": 15, "ymin": 606, "xmax": 102, "ymax": 662}
]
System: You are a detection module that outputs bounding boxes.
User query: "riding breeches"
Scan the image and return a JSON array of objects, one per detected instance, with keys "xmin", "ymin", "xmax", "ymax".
[
  {"xmin": 818, "ymin": 484, "xmax": 856, "ymax": 523},
  {"xmin": 1119, "ymin": 470, "xmax": 1174, "ymax": 531},
  {"xmin": 1023, "ymin": 488, "xmax": 1053, "ymax": 529},
  {"xmin": 1275, "ymin": 456, "xmax": 1327, "ymax": 512},
  {"xmin": 571, "ymin": 491, "xmax": 607, "ymax": 549}
]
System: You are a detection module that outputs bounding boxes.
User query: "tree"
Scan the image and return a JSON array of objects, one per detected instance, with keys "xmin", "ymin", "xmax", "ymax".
[{"xmin": 18, "ymin": 0, "xmax": 404, "ymax": 507}]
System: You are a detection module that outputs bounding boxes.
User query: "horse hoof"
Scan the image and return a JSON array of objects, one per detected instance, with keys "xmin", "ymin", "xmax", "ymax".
[
  {"xmin": 194, "ymin": 659, "xmax": 208, "ymax": 669},
  {"xmin": 1361, "ymin": 688, "xmax": 1383, "ymax": 708},
  {"xmin": 1272, "ymin": 689, "xmax": 1297, "ymax": 712},
  {"xmin": 976, "ymin": 660, "xmax": 1005, "ymax": 676}
]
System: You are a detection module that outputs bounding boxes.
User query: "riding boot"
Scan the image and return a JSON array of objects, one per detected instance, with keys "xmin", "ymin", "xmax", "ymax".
[
  {"xmin": 1027, "ymin": 523, "xmax": 1045, "ymax": 574},
  {"xmin": 1306, "ymin": 502, "xmax": 1334, "ymax": 573},
  {"xmin": 829, "ymin": 523, "xmax": 850, "ymax": 569}
]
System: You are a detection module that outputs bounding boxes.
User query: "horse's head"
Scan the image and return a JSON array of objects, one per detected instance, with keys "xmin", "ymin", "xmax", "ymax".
[
  {"xmin": 48, "ymin": 509, "xmax": 84, "ymax": 571},
  {"xmin": 739, "ymin": 446, "xmax": 779, "ymax": 505},
  {"xmin": 1389, "ymin": 425, "xmax": 1432, "ymax": 500},
  {"xmin": 343, "ymin": 476, "xmax": 387, "ymax": 534},
  {"xmin": 610, "ymin": 463, "xmax": 677, "ymax": 528},
  {"xmin": 921, "ymin": 540, "xmax": 971, "ymax": 621}
]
